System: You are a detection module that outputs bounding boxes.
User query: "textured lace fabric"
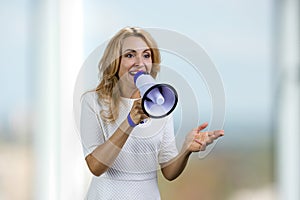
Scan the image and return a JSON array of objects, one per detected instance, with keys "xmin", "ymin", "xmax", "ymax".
[
  {"xmin": 86, "ymin": 176, "xmax": 161, "ymax": 200},
  {"xmin": 80, "ymin": 92, "xmax": 178, "ymax": 200}
]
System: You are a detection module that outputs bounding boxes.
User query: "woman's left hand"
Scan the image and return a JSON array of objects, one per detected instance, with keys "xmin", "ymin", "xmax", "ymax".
[{"xmin": 182, "ymin": 122, "xmax": 224, "ymax": 153}]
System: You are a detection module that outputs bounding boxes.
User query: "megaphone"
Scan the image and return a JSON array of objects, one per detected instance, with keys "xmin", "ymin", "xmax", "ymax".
[{"xmin": 134, "ymin": 71, "xmax": 178, "ymax": 118}]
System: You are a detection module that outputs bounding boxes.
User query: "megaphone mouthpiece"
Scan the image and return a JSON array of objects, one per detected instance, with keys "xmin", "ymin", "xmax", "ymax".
[
  {"xmin": 147, "ymin": 87, "xmax": 165, "ymax": 105},
  {"xmin": 134, "ymin": 71, "xmax": 148, "ymax": 85}
]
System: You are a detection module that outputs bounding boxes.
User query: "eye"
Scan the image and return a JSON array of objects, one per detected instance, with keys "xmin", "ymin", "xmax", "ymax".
[
  {"xmin": 125, "ymin": 53, "xmax": 134, "ymax": 58},
  {"xmin": 143, "ymin": 53, "xmax": 151, "ymax": 59}
]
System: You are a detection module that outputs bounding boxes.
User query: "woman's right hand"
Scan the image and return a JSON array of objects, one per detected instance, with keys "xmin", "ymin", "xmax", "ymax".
[{"xmin": 129, "ymin": 99, "xmax": 149, "ymax": 125}]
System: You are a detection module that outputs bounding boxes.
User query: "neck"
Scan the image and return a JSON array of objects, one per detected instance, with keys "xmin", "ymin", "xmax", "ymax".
[{"xmin": 120, "ymin": 85, "xmax": 140, "ymax": 99}]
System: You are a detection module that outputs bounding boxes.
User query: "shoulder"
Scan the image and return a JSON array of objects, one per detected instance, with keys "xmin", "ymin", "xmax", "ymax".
[
  {"xmin": 81, "ymin": 91, "xmax": 101, "ymax": 111},
  {"xmin": 81, "ymin": 91, "xmax": 98, "ymax": 102}
]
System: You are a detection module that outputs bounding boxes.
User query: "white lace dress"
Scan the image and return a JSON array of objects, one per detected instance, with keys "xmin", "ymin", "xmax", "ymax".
[{"xmin": 80, "ymin": 92, "xmax": 178, "ymax": 200}]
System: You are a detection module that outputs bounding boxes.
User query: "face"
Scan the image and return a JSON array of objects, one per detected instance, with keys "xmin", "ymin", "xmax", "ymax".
[{"xmin": 118, "ymin": 36, "xmax": 152, "ymax": 88}]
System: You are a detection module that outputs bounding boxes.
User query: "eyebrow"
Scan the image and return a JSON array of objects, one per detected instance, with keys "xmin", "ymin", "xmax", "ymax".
[{"xmin": 122, "ymin": 48, "xmax": 151, "ymax": 54}]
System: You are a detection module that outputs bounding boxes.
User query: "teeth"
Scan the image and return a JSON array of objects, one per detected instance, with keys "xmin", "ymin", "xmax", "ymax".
[{"xmin": 129, "ymin": 71, "xmax": 138, "ymax": 76}]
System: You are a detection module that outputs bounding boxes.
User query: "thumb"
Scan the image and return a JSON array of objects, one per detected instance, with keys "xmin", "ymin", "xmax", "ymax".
[{"xmin": 197, "ymin": 122, "xmax": 208, "ymax": 131}]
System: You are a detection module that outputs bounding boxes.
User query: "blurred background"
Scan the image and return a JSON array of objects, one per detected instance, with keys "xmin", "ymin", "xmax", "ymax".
[{"xmin": 0, "ymin": 0, "xmax": 299, "ymax": 199}]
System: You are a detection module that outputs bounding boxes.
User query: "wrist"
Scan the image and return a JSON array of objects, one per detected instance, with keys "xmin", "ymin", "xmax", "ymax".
[
  {"xmin": 119, "ymin": 118, "xmax": 134, "ymax": 135},
  {"xmin": 127, "ymin": 113, "xmax": 138, "ymax": 128},
  {"xmin": 180, "ymin": 146, "xmax": 192, "ymax": 157}
]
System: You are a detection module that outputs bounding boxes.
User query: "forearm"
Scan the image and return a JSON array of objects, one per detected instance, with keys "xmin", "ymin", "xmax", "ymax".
[
  {"xmin": 86, "ymin": 119, "xmax": 133, "ymax": 176},
  {"xmin": 161, "ymin": 123, "xmax": 225, "ymax": 181},
  {"xmin": 161, "ymin": 149, "xmax": 192, "ymax": 181}
]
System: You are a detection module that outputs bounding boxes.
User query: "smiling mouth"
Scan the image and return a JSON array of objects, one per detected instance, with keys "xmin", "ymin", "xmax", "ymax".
[
  {"xmin": 129, "ymin": 70, "xmax": 146, "ymax": 76},
  {"xmin": 128, "ymin": 71, "xmax": 138, "ymax": 76}
]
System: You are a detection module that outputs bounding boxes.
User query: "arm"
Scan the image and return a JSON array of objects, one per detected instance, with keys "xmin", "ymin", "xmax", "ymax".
[
  {"xmin": 85, "ymin": 119, "xmax": 132, "ymax": 176},
  {"xmin": 85, "ymin": 99, "xmax": 148, "ymax": 176},
  {"xmin": 160, "ymin": 149, "xmax": 191, "ymax": 181},
  {"xmin": 160, "ymin": 122, "xmax": 224, "ymax": 181}
]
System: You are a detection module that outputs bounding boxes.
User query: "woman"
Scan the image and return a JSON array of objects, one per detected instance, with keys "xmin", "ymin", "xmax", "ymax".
[{"xmin": 80, "ymin": 27, "xmax": 224, "ymax": 199}]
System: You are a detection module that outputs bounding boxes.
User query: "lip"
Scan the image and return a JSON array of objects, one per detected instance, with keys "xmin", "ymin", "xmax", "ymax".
[
  {"xmin": 128, "ymin": 69, "xmax": 146, "ymax": 76},
  {"xmin": 128, "ymin": 71, "xmax": 139, "ymax": 76}
]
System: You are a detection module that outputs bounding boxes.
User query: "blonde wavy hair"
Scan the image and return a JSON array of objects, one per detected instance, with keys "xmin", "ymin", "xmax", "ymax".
[{"xmin": 95, "ymin": 27, "xmax": 161, "ymax": 122}]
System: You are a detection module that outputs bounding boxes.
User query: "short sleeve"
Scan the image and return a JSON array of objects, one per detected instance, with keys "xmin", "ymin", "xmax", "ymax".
[
  {"xmin": 158, "ymin": 115, "xmax": 179, "ymax": 164},
  {"xmin": 80, "ymin": 92, "xmax": 105, "ymax": 158}
]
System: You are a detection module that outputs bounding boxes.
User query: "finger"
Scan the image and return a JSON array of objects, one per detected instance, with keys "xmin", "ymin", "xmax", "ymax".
[
  {"xmin": 208, "ymin": 130, "xmax": 224, "ymax": 137},
  {"xmin": 207, "ymin": 131, "xmax": 217, "ymax": 139},
  {"xmin": 139, "ymin": 113, "xmax": 148, "ymax": 120},
  {"xmin": 141, "ymin": 114, "xmax": 148, "ymax": 120},
  {"xmin": 134, "ymin": 98, "xmax": 142, "ymax": 103},
  {"xmin": 193, "ymin": 138, "xmax": 203, "ymax": 145},
  {"xmin": 133, "ymin": 99, "xmax": 142, "ymax": 106},
  {"xmin": 213, "ymin": 130, "xmax": 224, "ymax": 138},
  {"xmin": 199, "ymin": 132, "xmax": 213, "ymax": 145},
  {"xmin": 133, "ymin": 106, "xmax": 143, "ymax": 113},
  {"xmin": 206, "ymin": 138, "xmax": 214, "ymax": 145},
  {"xmin": 134, "ymin": 103, "xmax": 142, "ymax": 109},
  {"xmin": 200, "ymin": 143, "xmax": 206, "ymax": 151},
  {"xmin": 137, "ymin": 110, "xmax": 146, "ymax": 114},
  {"xmin": 197, "ymin": 122, "xmax": 209, "ymax": 132}
]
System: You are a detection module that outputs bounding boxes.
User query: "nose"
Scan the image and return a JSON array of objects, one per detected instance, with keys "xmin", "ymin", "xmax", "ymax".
[{"xmin": 135, "ymin": 55, "xmax": 144, "ymax": 67}]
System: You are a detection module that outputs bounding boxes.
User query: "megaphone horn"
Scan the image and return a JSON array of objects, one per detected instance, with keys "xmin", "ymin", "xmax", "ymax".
[{"xmin": 134, "ymin": 71, "xmax": 178, "ymax": 118}]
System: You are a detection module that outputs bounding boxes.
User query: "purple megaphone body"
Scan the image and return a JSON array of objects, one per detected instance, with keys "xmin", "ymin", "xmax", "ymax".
[{"xmin": 134, "ymin": 71, "xmax": 178, "ymax": 118}]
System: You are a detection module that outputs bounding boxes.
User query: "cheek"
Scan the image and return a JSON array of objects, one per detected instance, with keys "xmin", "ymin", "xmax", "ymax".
[
  {"xmin": 118, "ymin": 61, "xmax": 135, "ymax": 84},
  {"xmin": 118, "ymin": 66, "xmax": 124, "ymax": 78},
  {"xmin": 146, "ymin": 62, "xmax": 153, "ymax": 73},
  {"xmin": 148, "ymin": 57, "xmax": 153, "ymax": 69},
  {"xmin": 118, "ymin": 60, "xmax": 130, "ymax": 77}
]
